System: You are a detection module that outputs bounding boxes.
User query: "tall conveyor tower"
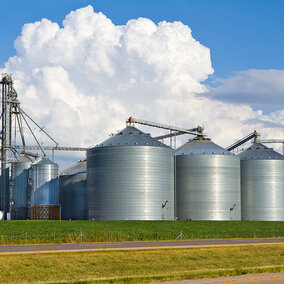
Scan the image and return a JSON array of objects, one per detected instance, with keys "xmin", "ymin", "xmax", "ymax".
[
  {"xmin": 0, "ymin": 74, "xmax": 87, "ymax": 220},
  {"xmin": 0, "ymin": 75, "xmax": 18, "ymax": 215}
]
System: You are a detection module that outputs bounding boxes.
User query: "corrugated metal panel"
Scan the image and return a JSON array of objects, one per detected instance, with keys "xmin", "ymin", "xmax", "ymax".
[
  {"xmin": 87, "ymin": 126, "xmax": 174, "ymax": 220},
  {"xmin": 176, "ymin": 138, "xmax": 241, "ymax": 220},
  {"xmin": 59, "ymin": 160, "xmax": 87, "ymax": 220},
  {"xmin": 11, "ymin": 157, "xmax": 32, "ymax": 220},
  {"xmin": 95, "ymin": 126, "xmax": 170, "ymax": 148},
  {"xmin": 0, "ymin": 168, "xmax": 9, "ymax": 217},
  {"xmin": 175, "ymin": 138, "xmax": 234, "ymax": 156},
  {"xmin": 238, "ymin": 143, "xmax": 284, "ymax": 160},
  {"xmin": 239, "ymin": 143, "xmax": 284, "ymax": 221},
  {"xmin": 30, "ymin": 158, "xmax": 59, "ymax": 206},
  {"xmin": 32, "ymin": 158, "xmax": 58, "ymax": 166},
  {"xmin": 60, "ymin": 159, "xmax": 86, "ymax": 175}
]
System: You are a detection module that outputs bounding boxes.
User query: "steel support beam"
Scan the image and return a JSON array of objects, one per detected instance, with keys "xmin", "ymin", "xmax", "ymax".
[
  {"xmin": 155, "ymin": 131, "xmax": 187, "ymax": 140},
  {"xmin": 126, "ymin": 117, "xmax": 203, "ymax": 137},
  {"xmin": 13, "ymin": 145, "xmax": 88, "ymax": 151},
  {"xmin": 0, "ymin": 75, "xmax": 17, "ymax": 216},
  {"xmin": 260, "ymin": 139, "xmax": 284, "ymax": 143},
  {"xmin": 260, "ymin": 139, "xmax": 284, "ymax": 155},
  {"xmin": 226, "ymin": 131, "xmax": 258, "ymax": 151}
]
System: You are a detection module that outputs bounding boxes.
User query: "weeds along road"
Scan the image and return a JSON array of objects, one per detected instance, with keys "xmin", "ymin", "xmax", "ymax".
[{"xmin": 0, "ymin": 238, "xmax": 284, "ymax": 255}]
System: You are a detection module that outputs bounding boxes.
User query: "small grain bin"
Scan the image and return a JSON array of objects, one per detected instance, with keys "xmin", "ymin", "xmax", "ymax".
[
  {"xmin": 59, "ymin": 159, "xmax": 87, "ymax": 220},
  {"xmin": 11, "ymin": 156, "xmax": 32, "ymax": 220},
  {"xmin": 29, "ymin": 158, "xmax": 60, "ymax": 220}
]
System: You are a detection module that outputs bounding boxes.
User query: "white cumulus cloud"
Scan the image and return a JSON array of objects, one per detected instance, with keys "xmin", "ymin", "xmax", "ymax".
[
  {"xmin": 205, "ymin": 69, "xmax": 284, "ymax": 108},
  {"xmin": 1, "ymin": 5, "xmax": 283, "ymax": 168}
]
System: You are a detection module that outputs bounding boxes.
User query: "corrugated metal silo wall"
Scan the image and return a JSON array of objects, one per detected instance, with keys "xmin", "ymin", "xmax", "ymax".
[
  {"xmin": 30, "ymin": 163, "xmax": 59, "ymax": 206},
  {"xmin": 176, "ymin": 155, "xmax": 241, "ymax": 220},
  {"xmin": 11, "ymin": 161, "xmax": 32, "ymax": 219},
  {"xmin": 87, "ymin": 146, "xmax": 174, "ymax": 220},
  {"xmin": 241, "ymin": 159, "xmax": 284, "ymax": 221},
  {"xmin": 0, "ymin": 168, "xmax": 9, "ymax": 215},
  {"xmin": 59, "ymin": 173, "xmax": 87, "ymax": 220}
]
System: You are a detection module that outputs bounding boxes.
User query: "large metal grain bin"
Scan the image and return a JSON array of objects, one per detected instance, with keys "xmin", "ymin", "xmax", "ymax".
[
  {"xmin": 87, "ymin": 126, "xmax": 174, "ymax": 220},
  {"xmin": 59, "ymin": 159, "xmax": 87, "ymax": 220},
  {"xmin": 239, "ymin": 143, "xmax": 284, "ymax": 221},
  {"xmin": 11, "ymin": 156, "xmax": 32, "ymax": 220},
  {"xmin": 176, "ymin": 137, "xmax": 241, "ymax": 220},
  {"xmin": 29, "ymin": 158, "xmax": 60, "ymax": 220}
]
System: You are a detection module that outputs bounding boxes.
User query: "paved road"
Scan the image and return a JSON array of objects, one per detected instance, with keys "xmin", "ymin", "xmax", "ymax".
[
  {"xmin": 151, "ymin": 272, "xmax": 284, "ymax": 283},
  {"xmin": 0, "ymin": 238, "xmax": 284, "ymax": 255}
]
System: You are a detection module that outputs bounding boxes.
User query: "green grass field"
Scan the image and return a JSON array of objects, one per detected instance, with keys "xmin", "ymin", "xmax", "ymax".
[
  {"xmin": 0, "ymin": 220, "xmax": 284, "ymax": 245},
  {"xmin": 1, "ymin": 245, "xmax": 284, "ymax": 283}
]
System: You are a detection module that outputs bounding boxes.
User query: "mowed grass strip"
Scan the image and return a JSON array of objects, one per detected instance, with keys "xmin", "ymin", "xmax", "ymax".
[
  {"xmin": 0, "ymin": 245, "xmax": 284, "ymax": 283},
  {"xmin": 1, "ymin": 220, "xmax": 284, "ymax": 245}
]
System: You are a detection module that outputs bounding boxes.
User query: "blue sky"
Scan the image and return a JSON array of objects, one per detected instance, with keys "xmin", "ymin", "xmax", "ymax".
[
  {"xmin": 0, "ymin": 1, "xmax": 283, "ymax": 167},
  {"xmin": 1, "ymin": 0, "xmax": 284, "ymax": 78}
]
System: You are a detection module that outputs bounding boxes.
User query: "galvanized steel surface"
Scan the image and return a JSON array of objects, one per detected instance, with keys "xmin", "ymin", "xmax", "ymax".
[
  {"xmin": 95, "ymin": 126, "xmax": 169, "ymax": 148},
  {"xmin": 239, "ymin": 143, "xmax": 284, "ymax": 221},
  {"xmin": 238, "ymin": 143, "xmax": 284, "ymax": 160},
  {"xmin": 87, "ymin": 126, "xmax": 174, "ymax": 220},
  {"xmin": 30, "ymin": 158, "xmax": 59, "ymax": 206},
  {"xmin": 176, "ymin": 138, "xmax": 234, "ymax": 156},
  {"xmin": 0, "ymin": 168, "xmax": 9, "ymax": 217},
  {"xmin": 11, "ymin": 157, "xmax": 32, "ymax": 219},
  {"xmin": 60, "ymin": 159, "xmax": 86, "ymax": 176},
  {"xmin": 59, "ymin": 160, "xmax": 87, "ymax": 220},
  {"xmin": 176, "ymin": 139, "xmax": 241, "ymax": 220}
]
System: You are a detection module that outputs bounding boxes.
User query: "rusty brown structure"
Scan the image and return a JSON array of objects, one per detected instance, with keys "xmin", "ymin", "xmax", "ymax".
[{"xmin": 30, "ymin": 205, "xmax": 60, "ymax": 220}]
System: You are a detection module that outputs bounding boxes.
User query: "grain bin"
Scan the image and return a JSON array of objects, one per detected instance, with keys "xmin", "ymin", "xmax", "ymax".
[
  {"xmin": 59, "ymin": 159, "xmax": 87, "ymax": 220},
  {"xmin": 239, "ymin": 142, "xmax": 284, "ymax": 221},
  {"xmin": 87, "ymin": 126, "xmax": 174, "ymax": 220},
  {"xmin": 176, "ymin": 137, "xmax": 241, "ymax": 220},
  {"xmin": 0, "ymin": 167, "xmax": 9, "ymax": 219},
  {"xmin": 11, "ymin": 156, "xmax": 32, "ymax": 220},
  {"xmin": 29, "ymin": 158, "xmax": 60, "ymax": 220}
]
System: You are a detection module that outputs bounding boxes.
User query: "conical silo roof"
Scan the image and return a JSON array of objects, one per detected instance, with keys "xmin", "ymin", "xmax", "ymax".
[
  {"xmin": 175, "ymin": 137, "xmax": 234, "ymax": 156},
  {"xmin": 13, "ymin": 156, "xmax": 32, "ymax": 164},
  {"xmin": 60, "ymin": 159, "xmax": 86, "ymax": 175},
  {"xmin": 94, "ymin": 126, "xmax": 170, "ymax": 148},
  {"xmin": 18, "ymin": 156, "xmax": 32, "ymax": 162},
  {"xmin": 32, "ymin": 157, "xmax": 58, "ymax": 166},
  {"xmin": 238, "ymin": 143, "xmax": 284, "ymax": 160}
]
